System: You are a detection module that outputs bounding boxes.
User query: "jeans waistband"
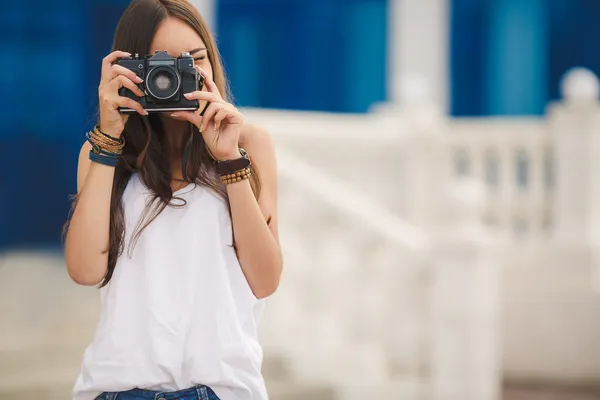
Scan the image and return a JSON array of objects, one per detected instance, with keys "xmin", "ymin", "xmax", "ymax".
[{"xmin": 101, "ymin": 384, "xmax": 218, "ymax": 400}]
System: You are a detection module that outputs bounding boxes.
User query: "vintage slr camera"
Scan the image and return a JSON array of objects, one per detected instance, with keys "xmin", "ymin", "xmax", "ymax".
[{"xmin": 116, "ymin": 50, "xmax": 204, "ymax": 113}]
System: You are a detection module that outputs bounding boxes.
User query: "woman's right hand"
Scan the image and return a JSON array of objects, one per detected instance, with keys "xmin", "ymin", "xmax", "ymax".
[{"xmin": 98, "ymin": 50, "xmax": 148, "ymax": 138}]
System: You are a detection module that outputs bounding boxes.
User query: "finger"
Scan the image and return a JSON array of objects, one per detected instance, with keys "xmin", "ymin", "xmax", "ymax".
[
  {"xmin": 111, "ymin": 75, "xmax": 145, "ymax": 98},
  {"xmin": 171, "ymin": 111, "xmax": 202, "ymax": 127},
  {"xmin": 216, "ymin": 106, "xmax": 243, "ymax": 127},
  {"xmin": 195, "ymin": 65, "xmax": 220, "ymax": 95},
  {"xmin": 213, "ymin": 109, "xmax": 228, "ymax": 131},
  {"xmin": 184, "ymin": 90, "xmax": 222, "ymax": 103},
  {"xmin": 101, "ymin": 50, "xmax": 132, "ymax": 82},
  {"xmin": 110, "ymin": 64, "xmax": 144, "ymax": 85},
  {"xmin": 114, "ymin": 96, "xmax": 148, "ymax": 116},
  {"xmin": 200, "ymin": 103, "xmax": 224, "ymax": 132}
]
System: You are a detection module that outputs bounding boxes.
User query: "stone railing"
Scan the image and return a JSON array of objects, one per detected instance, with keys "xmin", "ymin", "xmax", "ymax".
[
  {"xmin": 240, "ymin": 67, "xmax": 600, "ymax": 397},
  {"xmin": 243, "ymin": 68, "xmax": 600, "ymax": 246},
  {"xmin": 258, "ymin": 147, "xmax": 502, "ymax": 400},
  {"xmin": 445, "ymin": 118, "xmax": 552, "ymax": 237}
]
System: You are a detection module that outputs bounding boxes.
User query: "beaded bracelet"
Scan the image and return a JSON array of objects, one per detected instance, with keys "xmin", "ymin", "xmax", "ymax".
[{"xmin": 220, "ymin": 167, "xmax": 251, "ymax": 185}]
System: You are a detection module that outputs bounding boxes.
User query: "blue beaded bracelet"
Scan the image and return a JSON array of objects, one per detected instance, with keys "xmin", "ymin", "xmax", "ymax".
[{"xmin": 89, "ymin": 150, "xmax": 119, "ymax": 167}]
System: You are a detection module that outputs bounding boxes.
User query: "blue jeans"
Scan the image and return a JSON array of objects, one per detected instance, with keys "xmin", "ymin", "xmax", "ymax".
[{"xmin": 96, "ymin": 385, "xmax": 220, "ymax": 400}]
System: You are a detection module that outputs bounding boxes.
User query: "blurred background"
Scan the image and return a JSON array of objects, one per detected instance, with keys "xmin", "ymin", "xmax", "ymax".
[{"xmin": 2, "ymin": 0, "xmax": 600, "ymax": 399}]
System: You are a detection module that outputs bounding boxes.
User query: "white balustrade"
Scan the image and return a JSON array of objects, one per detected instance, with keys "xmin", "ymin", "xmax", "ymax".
[
  {"xmin": 244, "ymin": 68, "xmax": 600, "ymax": 399},
  {"xmin": 244, "ymin": 68, "xmax": 600, "ymax": 247},
  {"xmin": 256, "ymin": 143, "xmax": 502, "ymax": 400}
]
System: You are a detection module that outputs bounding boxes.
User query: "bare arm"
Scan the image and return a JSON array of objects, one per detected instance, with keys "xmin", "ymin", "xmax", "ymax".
[
  {"xmin": 172, "ymin": 67, "xmax": 282, "ymax": 299},
  {"xmin": 229, "ymin": 125, "xmax": 282, "ymax": 299},
  {"xmin": 64, "ymin": 50, "xmax": 146, "ymax": 286},
  {"xmin": 64, "ymin": 143, "xmax": 115, "ymax": 285}
]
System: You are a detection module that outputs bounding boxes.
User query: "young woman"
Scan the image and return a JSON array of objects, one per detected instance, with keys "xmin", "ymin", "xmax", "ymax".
[{"xmin": 64, "ymin": 1, "xmax": 282, "ymax": 399}]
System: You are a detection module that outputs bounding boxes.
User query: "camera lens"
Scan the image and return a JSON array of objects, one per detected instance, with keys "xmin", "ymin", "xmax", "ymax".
[
  {"xmin": 146, "ymin": 66, "xmax": 181, "ymax": 101},
  {"xmin": 155, "ymin": 72, "xmax": 173, "ymax": 91}
]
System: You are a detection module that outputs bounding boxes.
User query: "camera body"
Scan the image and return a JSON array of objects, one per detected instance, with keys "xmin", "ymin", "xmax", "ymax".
[{"xmin": 116, "ymin": 50, "xmax": 204, "ymax": 114}]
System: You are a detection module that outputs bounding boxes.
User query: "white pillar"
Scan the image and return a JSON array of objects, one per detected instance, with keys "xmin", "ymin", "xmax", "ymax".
[
  {"xmin": 189, "ymin": 0, "xmax": 216, "ymax": 32},
  {"xmin": 388, "ymin": 0, "xmax": 449, "ymax": 115},
  {"xmin": 551, "ymin": 68, "xmax": 600, "ymax": 291},
  {"xmin": 432, "ymin": 180, "xmax": 501, "ymax": 400},
  {"xmin": 552, "ymin": 68, "xmax": 600, "ymax": 246}
]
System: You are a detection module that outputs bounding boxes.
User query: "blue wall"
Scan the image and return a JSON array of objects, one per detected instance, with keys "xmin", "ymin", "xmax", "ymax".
[
  {"xmin": 0, "ymin": 0, "xmax": 387, "ymax": 250},
  {"xmin": 547, "ymin": 0, "xmax": 600, "ymax": 102},
  {"xmin": 1, "ymin": 0, "xmax": 90, "ymax": 249},
  {"xmin": 3, "ymin": 0, "xmax": 600, "ymax": 249},
  {"xmin": 217, "ymin": 0, "xmax": 388, "ymax": 113},
  {"xmin": 451, "ymin": 0, "xmax": 600, "ymax": 116},
  {"xmin": 0, "ymin": 0, "xmax": 130, "ymax": 250}
]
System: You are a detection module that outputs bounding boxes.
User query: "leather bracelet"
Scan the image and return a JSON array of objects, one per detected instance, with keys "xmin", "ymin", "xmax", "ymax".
[
  {"xmin": 215, "ymin": 148, "xmax": 251, "ymax": 175},
  {"xmin": 86, "ymin": 131, "xmax": 124, "ymax": 154},
  {"xmin": 89, "ymin": 150, "xmax": 119, "ymax": 167},
  {"xmin": 96, "ymin": 126, "xmax": 124, "ymax": 144}
]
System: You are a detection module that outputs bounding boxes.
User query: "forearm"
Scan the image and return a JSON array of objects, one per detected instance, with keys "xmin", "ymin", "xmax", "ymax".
[
  {"xmin": 65, "ymin": 162, "xmax": 114, "ymax": 285},
  {"xmin": 227, "ymin": 179, "xmax": 282, "ymax": 299}
]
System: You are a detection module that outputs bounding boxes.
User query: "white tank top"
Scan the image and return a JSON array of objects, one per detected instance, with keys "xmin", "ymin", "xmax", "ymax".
[{"xmin": 73, "ymin": 174, "xmax": 268, "ymax": 400}]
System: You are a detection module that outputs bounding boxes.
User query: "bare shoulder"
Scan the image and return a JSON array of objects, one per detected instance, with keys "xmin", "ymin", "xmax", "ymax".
[
  {"xmin": 241, "ymin": 123, "xmax": 277, "ymax": 171},
  {"xmin": 77, "ymin": 141, "xmax": 93, "ymax": 192},
  {"xmin": 241, "ymin": 123, "xmax": 277, "ymax": 199},
  {"xmin": 241, "ymin": 123, "xmax": 275, "ymax": 155}
]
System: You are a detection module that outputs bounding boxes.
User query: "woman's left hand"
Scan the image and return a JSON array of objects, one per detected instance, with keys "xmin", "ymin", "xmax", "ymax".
[{"xmin": 171, "ymin": 66, "xmax": 243, "ymax": 161}]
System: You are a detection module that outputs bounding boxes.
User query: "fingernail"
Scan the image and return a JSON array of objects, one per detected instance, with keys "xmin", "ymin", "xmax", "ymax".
[
  {"xmin": 135, "ymin": 76, "xmax": 143, "ymax": 83},
  {"xmin": 143, "ymin": 110, "xmax": 149, "ymax": 115},
  {"xmin": 184, "ymin": 93, "xmax": 192, "ymax": 98}
]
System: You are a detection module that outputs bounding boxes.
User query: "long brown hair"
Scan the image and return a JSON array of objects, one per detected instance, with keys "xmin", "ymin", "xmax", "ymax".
[{"xmin": 69, "ymin": 0, "xmax": 260, "ymax": 287}]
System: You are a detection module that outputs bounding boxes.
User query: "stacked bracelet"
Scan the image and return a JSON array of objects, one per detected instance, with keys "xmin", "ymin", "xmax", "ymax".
[
  {"xmin": 89, "ymin": 150, "xmax": 119, "ymax": 167},
  {"xmin": 86, "ymin": 127, "xmax": 124, "ymax": 167},
  {"xmin": 221, "ymin": 167, "xmax": 252, "ymax": 185},
  {"xmin": 216, "ymin": 148, "xmax": 252, "ymax": 185}
]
